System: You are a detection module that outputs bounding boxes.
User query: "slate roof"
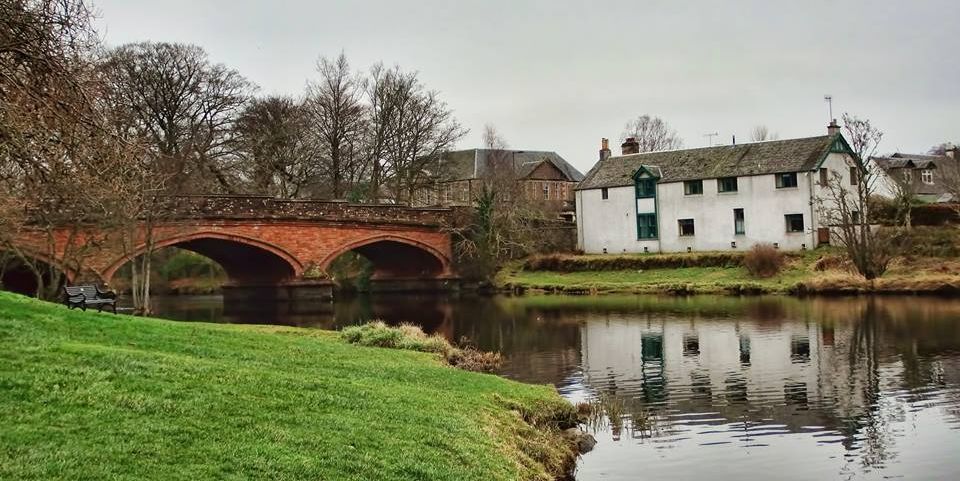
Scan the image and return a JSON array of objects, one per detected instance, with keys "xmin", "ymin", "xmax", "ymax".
[
  {"xmin": 576, "ymin": 135, "xmax": 839, "ymax": 190},
  {"xmin": 439, "ymin": 149, "xmax": 584, "ymax": 182},
  {"xmin": 872, "ymin": 156, "xmax": 938, "ymax": 170}
]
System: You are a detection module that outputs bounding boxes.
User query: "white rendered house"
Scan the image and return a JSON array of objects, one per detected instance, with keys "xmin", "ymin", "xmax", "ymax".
[{"xmin": 575, "ymin": 125, "xmax": 861, "ymax": 254}]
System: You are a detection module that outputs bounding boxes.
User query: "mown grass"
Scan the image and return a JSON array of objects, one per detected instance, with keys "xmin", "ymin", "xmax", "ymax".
[
  {"xmin": 501, "ymin": 248, "xmax": 960, "ymax": 295},
  {"xmin": 0, "ymin": 291, "xmax": 576, "ymax": 480}
]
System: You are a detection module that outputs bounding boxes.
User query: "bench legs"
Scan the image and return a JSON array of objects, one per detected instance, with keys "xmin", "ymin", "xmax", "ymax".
[{"xmin": 64, "ymin": 302, "xmax": 117, "ymax": 314}]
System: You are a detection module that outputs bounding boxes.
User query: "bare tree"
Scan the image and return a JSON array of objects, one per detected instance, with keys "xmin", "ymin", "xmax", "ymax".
[
  {"xmin": 234, "ymin": 95, "xmax": 316, "ymax": 198},
  {"xmin": 941, "ymin": 150, "xmax": 960, "ymax": 208},
  {"xmin": 365, "ymin": 64, "xmax": 467, "ymax": 204},
  {"xmin": 817, "ymin": 114, "xmax": 897, "ymax": 280},
  {"xmin": 98, "ymin": 42, "xmax": 254, "ymax": 194},
  {"xmin": 750, "ymin": 125, "xmax": 779, "ymax": 142},
  {"xmin": 452, "ymin": 125, "xmax": 562, "ymax": 281},
  {"xmin": 888, "ymin": 168, "xmax": 917, "ymax": 229},
  {"xmin": 0, "ymin": 0, "xmax": 111, "ymax": 298},
  {"xmin": 621, "ymin": 115, "xmax": 683, "ymax": 152},
  {"xmin": 305, "ymin": 53, "xmax": 367, "ymax": 200},
  {"xmin": 928, "ymin": 142, "xmax": 959, "ymax": 156},
  {"xmin": 927, "ymin": 142, "xmax": 960, "ymax": 212}
]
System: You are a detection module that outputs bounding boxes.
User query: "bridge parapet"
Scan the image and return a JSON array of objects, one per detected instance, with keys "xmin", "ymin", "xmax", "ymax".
[{"xmin": 159, "ymin": 195, "xmax": 467, "ymax": 227}]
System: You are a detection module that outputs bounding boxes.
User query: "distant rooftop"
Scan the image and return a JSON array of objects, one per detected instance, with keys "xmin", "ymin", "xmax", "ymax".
[{"xmin": 439, "ymin": 149, "xmax": 584, "ymax": 182}]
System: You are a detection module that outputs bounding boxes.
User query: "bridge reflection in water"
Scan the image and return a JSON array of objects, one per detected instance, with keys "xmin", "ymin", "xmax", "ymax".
[{"xmin": 152, "ymin": 294, "xmax": 960, "ymax": 480}]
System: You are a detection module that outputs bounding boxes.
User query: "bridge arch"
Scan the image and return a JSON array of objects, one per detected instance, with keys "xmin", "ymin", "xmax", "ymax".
[
  {"xmin": 320, "ymin": 234, "xmax": 452, "ymax": 280},
  {"xmin": 0, "ymin": 249, "xmax": 73, "ymax": 297},
  {"xmin": 102, "ymin": 231, "xmax": 303, "ymax": 285}
]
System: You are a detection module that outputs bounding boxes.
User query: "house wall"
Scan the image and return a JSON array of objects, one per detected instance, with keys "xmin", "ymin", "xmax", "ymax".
[
  {"xmin": 811, "ymin": 151, "xmax": 866, "ymax": 239},
  {"xmin": 576, "ymin": 152, "xmax": 860, "ymax": 254},
  {"xmin": 419, "ymin": 179, "xmax": 575, "ymax": 207},
  {"xmin": 521, "ymin": 180, "xmax": 576, "ymax": 203},
  {"xmin": 576, "ymin": 186, "xmax": 658, "ymax": 253},
  {"xmin": 657, "ymin": 173, "xmax": 815, "ymax": 252}
]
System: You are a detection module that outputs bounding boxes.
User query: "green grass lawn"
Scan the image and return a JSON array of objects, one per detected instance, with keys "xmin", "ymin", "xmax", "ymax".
[
  {"xmin": 0, "ymin": 292, "xmax": 573, "ymax": 480},
  {"xmin": 499, "ymin": 264, "xmax": 811, "ymax": 294},
  {"xmin": 499, "ymin": 248, "xmax": 960, "ymax": 295}
]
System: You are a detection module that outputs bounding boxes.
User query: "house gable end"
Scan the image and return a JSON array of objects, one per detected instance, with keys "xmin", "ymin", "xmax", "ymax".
[
  {"xmin": 525, "ymin": 159, "xmax": 570, "ymax": 181},
  {"xmin": 814, "ymin": 134, "xmax": 861, "ymax": 171}
]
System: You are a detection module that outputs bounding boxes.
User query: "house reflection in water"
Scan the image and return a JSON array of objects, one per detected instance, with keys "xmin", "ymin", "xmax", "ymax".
[{"xmin": 577, "ymin": 297, "xmax": 960, "ymax": 453}]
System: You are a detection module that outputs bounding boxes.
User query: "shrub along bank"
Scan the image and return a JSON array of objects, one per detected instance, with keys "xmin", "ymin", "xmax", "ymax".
[
  {"xmin": 502, "ymin": 247, "xmax": 960, "ymax": 296},
  {"xmin": 0, "ymin": 292, "xmax": 579, "ymax": 480}
]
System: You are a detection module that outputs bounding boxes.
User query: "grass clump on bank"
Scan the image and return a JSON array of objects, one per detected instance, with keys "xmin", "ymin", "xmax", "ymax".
[
  {"xmin": 522, "ymin": 251, "xmax": 754, "ymax": 271},
  {"xmin": 342, "ymin": 321, "xmax": 504, "ymax": 373},
  {"xmin": 0, "ymin": 291, "xmax": 576, "ymax": 480}
]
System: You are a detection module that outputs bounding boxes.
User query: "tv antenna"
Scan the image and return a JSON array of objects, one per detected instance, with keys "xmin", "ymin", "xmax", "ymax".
[
  {"xmin": 824, "ymin": 95, "xmax": 834, "ymax": 121},
  {"xmin": 703, "ymin": 132, "xmax": 719, "ymax": 147}
]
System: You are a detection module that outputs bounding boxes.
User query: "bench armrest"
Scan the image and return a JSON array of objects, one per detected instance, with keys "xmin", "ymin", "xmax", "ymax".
[{"xmin": 66, "ymin": 293, "xmax": 87, "ymax": 303}]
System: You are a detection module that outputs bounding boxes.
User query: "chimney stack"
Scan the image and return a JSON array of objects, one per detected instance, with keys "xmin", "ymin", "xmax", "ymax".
[
  {"xmin": 599, "ymin": 138, "xmax": 611, "ymax": 161},
  {"xmin": 827, "ymin": 119, "xmax": 841, "ymax": 136},
  {"xmin": 945, "ymin": 145, "xmax": 957, "ymax": 159},
  {"xmin": 621, "ymin": 137, "xmax": 640, "ymax": 155}
]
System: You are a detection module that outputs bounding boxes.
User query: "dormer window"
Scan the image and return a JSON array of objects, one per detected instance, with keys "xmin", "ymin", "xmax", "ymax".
[
  {"xmin": 921, "ymin": 169, "xmax": 934, "ymax": 185},
  {"xmin": 635, "ymin": 178, "xmax": 656, "ymax": 198},
  {"xmin": 903, "ymin": 170, "xmax": 913, "ymax": 183}
]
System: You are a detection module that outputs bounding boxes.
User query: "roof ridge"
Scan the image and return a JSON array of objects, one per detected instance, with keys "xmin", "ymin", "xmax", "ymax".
[{"xmin": 608, "ymin": 134, "xmax": 832, "ymax": 160}]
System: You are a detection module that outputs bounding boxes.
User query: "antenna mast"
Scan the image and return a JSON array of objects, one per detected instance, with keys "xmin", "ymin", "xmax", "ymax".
[
  {"xmin": 703, "ymin": 132, "xmax": 719, "ymax": 147},
  {"xmin": 824, "ymin": 95, "xmax": 833, "ymax": 121}
]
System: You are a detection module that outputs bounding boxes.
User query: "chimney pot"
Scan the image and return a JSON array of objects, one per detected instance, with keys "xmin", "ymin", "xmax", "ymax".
[
  {"xmin": 621, "ymin": 137, "xmax": 640, "ymax": 155},
  {"xmin": 827, "ymin": 119, "xmax": 841, "ymax": 135},
  {"xmin": 945, "ymin": 145, "xmax": 957, "ymax": 159}
]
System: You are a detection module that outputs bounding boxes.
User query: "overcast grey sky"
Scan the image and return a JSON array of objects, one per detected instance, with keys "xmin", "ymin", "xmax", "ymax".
[{"xmin": 91, "ymin": 0, "xmax": 958, "ymax": 174}]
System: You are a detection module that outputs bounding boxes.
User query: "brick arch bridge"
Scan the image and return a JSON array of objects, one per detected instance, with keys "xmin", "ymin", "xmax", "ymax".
[{"xmin": 10, "ymin": 196, "xmax": 464, "ymax": 300}]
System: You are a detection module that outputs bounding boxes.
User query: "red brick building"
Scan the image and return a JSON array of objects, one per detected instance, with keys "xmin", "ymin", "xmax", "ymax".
[{"xmin": 416, "ymin": 149, "xmax": 584, "ymax": 217}]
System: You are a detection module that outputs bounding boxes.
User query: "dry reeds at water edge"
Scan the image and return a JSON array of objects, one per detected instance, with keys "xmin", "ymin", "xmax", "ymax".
[
  {"xmin": 340, "ymin": 321, "xmax": 503, "ymax": 372},
  {"xmin": 577, "ymin": 394, "xmax": 660, "ymax": 440}
]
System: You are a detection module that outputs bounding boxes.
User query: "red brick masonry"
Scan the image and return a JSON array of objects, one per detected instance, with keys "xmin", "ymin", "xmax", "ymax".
[{"xmin": 15, "ymin": 196, "xmax": 462, "ymax": 285}]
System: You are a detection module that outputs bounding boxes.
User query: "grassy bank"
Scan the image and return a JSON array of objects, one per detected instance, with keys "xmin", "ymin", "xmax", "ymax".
[
  {"xmin": 499, "ymin": 250, "xmax": 960, "ymax": 295},
  {"xmin": 0, "ymin": 292, "xmax": 576, "ymax": 480}
]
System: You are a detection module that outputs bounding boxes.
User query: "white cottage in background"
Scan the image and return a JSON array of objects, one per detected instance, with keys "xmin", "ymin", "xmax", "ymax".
[{"xmin": 575, "ymin": 123, "xmax": 861, "ymax": 254}]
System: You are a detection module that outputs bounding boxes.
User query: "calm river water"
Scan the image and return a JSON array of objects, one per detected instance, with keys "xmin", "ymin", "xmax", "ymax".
[{"xmin": 151, "ymin": 294, "xmax": 960, "ymax": 480}]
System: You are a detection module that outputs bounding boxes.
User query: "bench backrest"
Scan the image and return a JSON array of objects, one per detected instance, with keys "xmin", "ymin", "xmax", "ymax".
[{"xmin": 64, "ymin": 285, "xmax": 99, "ymax": 299}]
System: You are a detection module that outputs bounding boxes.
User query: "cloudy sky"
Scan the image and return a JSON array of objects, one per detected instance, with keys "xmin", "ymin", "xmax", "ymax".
[{"xmin": 91, "ymin": 0, "xmax": 958, "ymax": 174}]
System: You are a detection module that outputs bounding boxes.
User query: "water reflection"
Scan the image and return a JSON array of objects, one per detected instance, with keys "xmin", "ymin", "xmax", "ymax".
[{"xmin": 150, "ymin": 294, "xmax": 960, "ymax": 480}]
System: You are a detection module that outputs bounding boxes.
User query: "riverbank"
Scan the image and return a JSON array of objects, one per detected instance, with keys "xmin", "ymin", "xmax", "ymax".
[
  {"xmin": 498, "ymin": 250, "xmax": 960, "ymax": 296},
  {"xmin": 0, "ymin": 292, "xmax": 578, "ymax": 480}
]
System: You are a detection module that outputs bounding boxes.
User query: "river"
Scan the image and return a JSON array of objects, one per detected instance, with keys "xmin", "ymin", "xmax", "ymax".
[{"xmin": 150, "ymin": 293, "xmax": 960, "ymax": 481}]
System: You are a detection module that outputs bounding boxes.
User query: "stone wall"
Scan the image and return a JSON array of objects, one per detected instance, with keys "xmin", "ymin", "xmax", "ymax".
[{"xmin": 159, "ymin": 195, "xmax": 461, "ymax": 227}]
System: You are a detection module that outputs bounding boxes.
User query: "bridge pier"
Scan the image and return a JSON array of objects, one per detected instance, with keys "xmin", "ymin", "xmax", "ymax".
[
  {"xmin": 220, "ymin": 278, "xmax": 461, "ymax": 306},
  {"xmin": 222, "ymin": 281, "xmax": 335, "ymax": 305},
  {"xmin": 367, "ymin": 277, "xmax": 461, "ymax": 294}
]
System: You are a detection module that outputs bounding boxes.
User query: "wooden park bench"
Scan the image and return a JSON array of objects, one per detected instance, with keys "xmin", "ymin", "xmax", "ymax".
[{"xmin": 63, "ymin": 285, "xmax": 118, "ymax": 313}]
